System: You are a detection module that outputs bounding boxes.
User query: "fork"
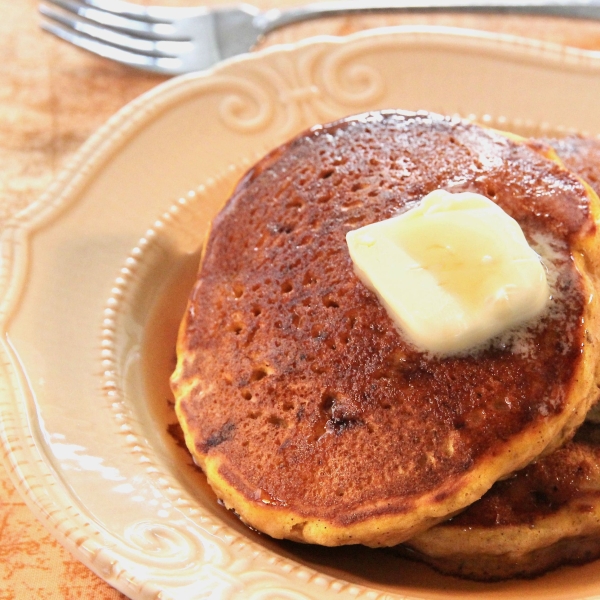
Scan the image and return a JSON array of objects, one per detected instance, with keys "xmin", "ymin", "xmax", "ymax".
[{"xmin": 40, "ymin": 0, "xmax": 600, "ymax": 75}]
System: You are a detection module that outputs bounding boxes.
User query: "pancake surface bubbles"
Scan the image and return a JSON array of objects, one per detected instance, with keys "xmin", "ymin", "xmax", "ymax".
[{"xmin": 171, "ymin": 111, "xmax": 600, "ymax": 547}]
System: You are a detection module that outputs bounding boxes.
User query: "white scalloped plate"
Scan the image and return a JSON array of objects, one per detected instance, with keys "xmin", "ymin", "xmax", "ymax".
[{"xmin": 5, "ymin": 25, "xmax": 600, "ymax": 600}]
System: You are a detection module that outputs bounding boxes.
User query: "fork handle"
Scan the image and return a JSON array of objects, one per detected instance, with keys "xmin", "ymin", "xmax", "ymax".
[{"xmin": 257, "ymin": 0, "xmax": 600, "ymax": 32}]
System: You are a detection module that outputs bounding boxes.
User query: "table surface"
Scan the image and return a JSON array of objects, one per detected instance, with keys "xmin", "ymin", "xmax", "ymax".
[{"xmin": 4, "ymin": 1, "xmax": 600, "ymax": 598}]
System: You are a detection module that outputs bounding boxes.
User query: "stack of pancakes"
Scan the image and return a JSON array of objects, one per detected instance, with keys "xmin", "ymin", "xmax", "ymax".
[
  {"xmin": 170, "ymin": 111, "xmax": 600, "ymax": 579},
  {"xmin": 401, "ymin": 134, "xmax": 600, "ymax": 580}
]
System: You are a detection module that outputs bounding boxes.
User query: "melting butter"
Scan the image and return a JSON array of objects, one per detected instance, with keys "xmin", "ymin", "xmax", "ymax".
[{"xmin": 346, "ymin": 189, "xmax": 549, "ymax": 355}]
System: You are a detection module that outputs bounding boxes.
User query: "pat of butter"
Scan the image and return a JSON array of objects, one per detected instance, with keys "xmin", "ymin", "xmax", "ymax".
[{"xmin": 345, "ymin": 189, "xmax": 549, "ymax": 355}]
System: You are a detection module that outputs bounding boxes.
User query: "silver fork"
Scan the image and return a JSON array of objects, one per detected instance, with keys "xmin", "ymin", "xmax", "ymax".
[{"xmin": 40, "ymin": 0, "xmax": 600, "ymax": 76}]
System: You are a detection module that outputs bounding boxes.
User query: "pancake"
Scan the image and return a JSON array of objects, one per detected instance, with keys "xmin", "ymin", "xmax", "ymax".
[
  {"xmin": 401, "ymin": 423, "xmax": 600, "ymax": 580},
  {"xmin": 543, "ymin": 134, "xmax": 600, "ymax": 196},
  {"xmin": 402, "ymin": 134, "xmax": 600, "ymax": 579},
  {"xmin": 171, "ymin": 111, "xmax": 600, "ymax": 547},
  {"xmin": 544, "ymin": 134, "xmax": 600, "ymax": 426}
]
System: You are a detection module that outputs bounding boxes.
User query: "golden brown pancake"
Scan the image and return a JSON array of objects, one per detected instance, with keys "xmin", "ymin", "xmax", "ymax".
[
  {"xmin": 402, "ymin": 423, "xmax": 600, "ymax": 581},
  {"xmin": 171, "ymin": 111, "xmax": 600, "ymax": 547},
  {"xmin": 547, "ymin": 134, "xmax": 600, "ymax": 425},
  {"xmin": 401, "ymin": 134, "xmax": 600, "ymax": 579}
]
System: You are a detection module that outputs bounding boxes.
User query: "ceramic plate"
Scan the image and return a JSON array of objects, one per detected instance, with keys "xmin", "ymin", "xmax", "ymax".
[{"xmin": 4, "ymin": 26, "xmax": 600, "ymax": 600}]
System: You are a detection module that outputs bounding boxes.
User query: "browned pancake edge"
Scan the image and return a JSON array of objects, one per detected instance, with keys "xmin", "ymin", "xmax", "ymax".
[
  {"xmin": 402, "ymin": 423, "xmax": 600, "ymax": 580},
  {"xmin": 401, "ymin": 134, "xmax": 600, "ymax": 579}
]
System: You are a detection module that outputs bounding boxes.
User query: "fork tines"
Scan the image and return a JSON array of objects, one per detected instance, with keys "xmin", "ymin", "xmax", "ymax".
[{"xmin": 39, "ymin": 0, "xmax": 192, "ymax": 72}]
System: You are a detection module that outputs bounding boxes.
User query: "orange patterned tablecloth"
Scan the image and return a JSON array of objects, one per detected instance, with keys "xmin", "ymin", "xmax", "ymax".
[{"xmin": 4, "ymin": 1, "xmax": 600, "ymax": 597}]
